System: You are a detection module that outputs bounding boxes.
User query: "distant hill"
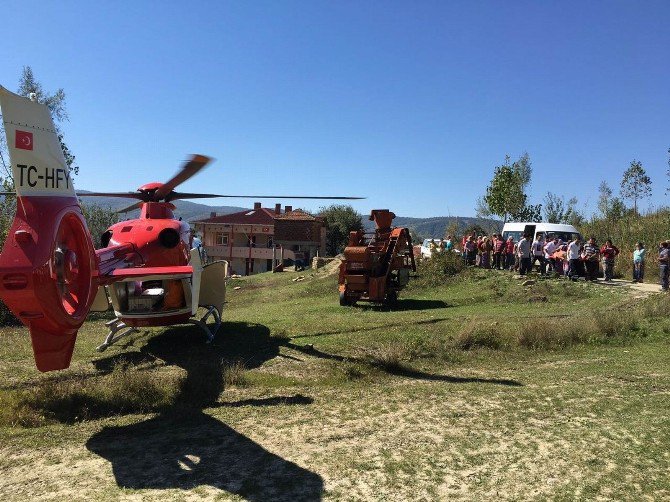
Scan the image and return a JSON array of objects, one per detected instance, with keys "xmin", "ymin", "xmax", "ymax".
[
  {"xmin": 363, "ymin": 215, "xmax": 501, "ymax": 239},
  {"xmin": 77, "ymin": 191, "xmax": 246, "ymax": 221}
]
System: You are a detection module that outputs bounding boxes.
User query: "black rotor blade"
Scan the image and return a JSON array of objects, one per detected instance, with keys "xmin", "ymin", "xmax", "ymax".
[
  {"xmin": 0, "ymin": 191, "xmax": 16, "ymax": 195},
  {"xmin": 116, "ymin": 201, "xmax": 144, "ymax": 214},
  {"xmin": 77, "ymin": 192, "xmax": 146, "ymax": 200},
  {"xmin": 154, "ymin": 154, "xmax": 213, "ymax": 201},
  {"xmin": 168, "ymin": 192, "xmax": 365, "ymax": 201}
]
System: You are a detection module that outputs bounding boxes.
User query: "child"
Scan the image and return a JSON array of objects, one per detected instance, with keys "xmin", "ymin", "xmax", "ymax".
[
  {"xmin": 600, "ymin": 239, "xmax": 620, "ymax": 282},
  {"xmin": 633, "ymin": 242, "xmax": 646, "ymax": 283}
]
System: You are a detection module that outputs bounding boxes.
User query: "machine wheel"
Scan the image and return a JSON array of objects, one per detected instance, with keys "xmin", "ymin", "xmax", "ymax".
[
  {"xmin": 339, "ymin": 291, "xmax": 349, "ymax": 306},
  {"xmin": 386, "ymin": 290, "xmax": 398, "ymax": 305}
]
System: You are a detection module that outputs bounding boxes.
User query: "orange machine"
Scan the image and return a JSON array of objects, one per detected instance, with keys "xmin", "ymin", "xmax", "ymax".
[{"xmin": 338, "ymin": 210, "xmax": 416, "ymax": 306}]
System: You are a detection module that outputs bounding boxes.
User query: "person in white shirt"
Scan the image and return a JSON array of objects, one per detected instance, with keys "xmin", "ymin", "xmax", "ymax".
[
  {"xmin": 544, "ymin": 236, "xmax": 559, "ymax": 274},
  {"xmin": 566, "ymin": 237, "xmax": 582, "ymax": 281},
  {"xmin": 531, "ymin": 233, "xmax": 546, "ymax": 275},
  {"xmin": 517, "ymin": 234, "xmax": 532, "ymax": 275}
]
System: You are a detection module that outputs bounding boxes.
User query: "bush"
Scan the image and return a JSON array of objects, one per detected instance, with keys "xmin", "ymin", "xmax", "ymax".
[
  {"xmin": 223, "ymin": 360, "xmax": 249, "ymax": 387},
  {"xmin": 456, "ymin": 322, "xmax": 507, "ymax": 350},
  {"xmin": 580, "ymin": 208, "xmax": 670, "ymax": 280},
  {"xmin": 518, "ymin": 318, "xmax": 584, "ymax": 349},
  {"xmin": 415, "ymin": 251, "xmax": 465, "ymax": 287}
]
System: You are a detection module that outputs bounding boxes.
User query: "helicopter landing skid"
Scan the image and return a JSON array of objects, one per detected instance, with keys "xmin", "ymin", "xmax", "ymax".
[
  {"xmin": 96, "ymin": 318, "xmax": 139, "ymax": 352},
  {"xmin": 188, "ymin": 305, "xmax": 222, "ymax": 343}
]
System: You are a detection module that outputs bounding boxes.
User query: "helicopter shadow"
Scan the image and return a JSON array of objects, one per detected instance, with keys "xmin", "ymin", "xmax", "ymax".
[
  {"xmin": 356, "ymin": 298, "xmax": 452, "ymax": 312},
  {"xmin": 86, "ymin": 322, "xmax": 323, "ymax": 501}
]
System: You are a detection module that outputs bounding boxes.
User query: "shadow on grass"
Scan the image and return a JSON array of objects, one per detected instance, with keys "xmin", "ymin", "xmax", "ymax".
[
  {"xmin": 86, "ymin": 322, "xmax": 323, "ymax": 500},
  {"xmin": 87, "ymin": 410, "xmax": 322, "ymax": 501},
  {"xmin": 357, "ymin": 299, "xmax": 452, "ymax": 312},
  {"xmin": 291, "ymin": 316, "xmax": 451, "ymax": 339},
  {"xmin": 284, "ymin": 343, "xmax": 523, "ymax": 387}
]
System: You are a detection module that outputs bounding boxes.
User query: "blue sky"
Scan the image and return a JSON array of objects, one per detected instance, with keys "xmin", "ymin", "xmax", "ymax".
[{"xmin": 1, "ymin": 1, "xmax": 669, "ymax": 218}]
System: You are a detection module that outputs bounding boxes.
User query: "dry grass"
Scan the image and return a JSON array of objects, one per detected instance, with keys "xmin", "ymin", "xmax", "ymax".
[
  {"xmin": 223, "ymin": 360, "xmax": 249, "ymax": 387},
  {"xmin": 0, "ymin": 366, "xmax": 183, "ymax": 427}
]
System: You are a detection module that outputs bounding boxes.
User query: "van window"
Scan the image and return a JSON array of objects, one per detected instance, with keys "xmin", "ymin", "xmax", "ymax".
[
  {"xmin": 544, "ymin": 232, "xmax": 582, "ymax": 243},
  {"xmin": 502, "ymin": 231, "xmax": 523, "ymax": 242}
]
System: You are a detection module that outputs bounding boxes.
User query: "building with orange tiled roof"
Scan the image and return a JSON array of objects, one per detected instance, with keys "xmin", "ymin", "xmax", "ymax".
[{"xmin": 193, "ymin": 203, "xmax": 326, "ymax": 275}]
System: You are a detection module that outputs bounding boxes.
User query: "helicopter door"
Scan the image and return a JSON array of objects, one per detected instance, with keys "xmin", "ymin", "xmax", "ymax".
[
  {"xmin": 199, "ymin": 260, "xmax": 227, "ymax": 316},
  {"xmin": 189, "ymin": 248, "xmax": 203, "ymax": 315}
]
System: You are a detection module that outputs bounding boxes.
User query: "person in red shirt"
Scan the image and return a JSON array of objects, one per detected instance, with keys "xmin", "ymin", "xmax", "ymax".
[
  {"xmin": 600, "ymin": 239, "xmax": 620, "ymax": 282},
  {"xmin": 491, "ymin": 234, "xmax": 503, "ymax": 270},
  {"xmin": 504, "ymin": 236, "xmax": 515, "ymax": 271}
]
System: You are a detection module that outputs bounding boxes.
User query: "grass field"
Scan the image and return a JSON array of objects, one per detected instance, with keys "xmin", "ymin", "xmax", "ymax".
[{"xmin": 0, "ymin": 265, "xmax": 669, "ymax": 501}]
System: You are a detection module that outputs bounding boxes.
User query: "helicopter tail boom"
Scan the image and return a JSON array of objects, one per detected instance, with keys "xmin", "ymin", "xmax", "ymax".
[{"xmin": 0, "ymin": 87, "xmax": 98, "ymax": 371}]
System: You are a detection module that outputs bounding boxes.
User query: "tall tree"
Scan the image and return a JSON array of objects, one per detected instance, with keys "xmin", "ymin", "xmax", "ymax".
[
  {"xmin": 512, "ymin": 152, "xmax": 532, "ymax": 190},
  {"xmin": 543, "ymin": 192, "xmax": 583, "ymax": 226},
  {"xmin": 597, "ymin": 181, "xmax": 613, "ymax": 218},
  {"xmin": 481, "ymin": 157, "xmax": 527, "ymax": 223},
  {"xmin": 543, "ymin": 192, "xmax": 566, "ymax": 223},
  {"xmin": 564, "ymin": 197, "xmax": 585, "ymax": 227},
  {"xmin": 620, "ymin": 160, "xmax": 652, "ymax": 215},
  {"xmin": 318, "ymin": 204, "xmax": 363, "ymax": 256},
  {"xmin": 510, "ymin": 203, "xmax": 542, "ymax": 222}
]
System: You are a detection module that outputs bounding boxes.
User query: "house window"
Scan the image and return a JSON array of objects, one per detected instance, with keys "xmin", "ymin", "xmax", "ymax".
[{"xmin": 216, "ymin": 233, "xmax": 228, "ymax": 245}]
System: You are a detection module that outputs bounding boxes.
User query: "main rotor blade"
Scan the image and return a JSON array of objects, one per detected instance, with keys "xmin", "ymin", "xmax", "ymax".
[
  {"xmin": 154, "ymin": 154, "xmax": 213, "ymax": 201},
  {"xmin": 0, "ymin": 191, "xmax": 16, "ymax": 196},
  {"xmin": 116, "ymin": 201, "xmax": 144, "ymax": 214},
  {"xmin": 77, "ymin": 192, "xmax": 146, "ymax": 200},
  {"xmin": 168, "ymin": 192, "xmax": 365, "ymax": 201}
]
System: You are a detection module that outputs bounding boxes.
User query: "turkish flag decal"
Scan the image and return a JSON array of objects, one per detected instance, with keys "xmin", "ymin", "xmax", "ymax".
[{"xmin": 15, "ymin": 130, "xmax": 33, "ymax": 150}]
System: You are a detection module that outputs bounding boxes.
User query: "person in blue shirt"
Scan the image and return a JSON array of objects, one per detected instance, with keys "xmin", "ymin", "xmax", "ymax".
[{"xmin": 632, "ymin": 242, "xmax": 646, "ymax": 283}]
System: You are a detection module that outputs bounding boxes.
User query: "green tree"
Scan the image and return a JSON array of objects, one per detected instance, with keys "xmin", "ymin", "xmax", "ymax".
[
  {"xmin": 543, "ymin": 192, "xmax": 565, "ymax": 223},
  {"xmin": 444, "ymin": 221, "xmax": 460, "ymax": 240},
  {"xmin": 564, "ymin": 197, "xmax": 585, "ymax": 227},
  {"xmin": 510, "ymin": 203, "xmax": 542, "ymax": 223},
  {"xmin": 598, "ymin": 181, "xmax": 613, "ymax": 218},
  {"xmin": 512, "ymin": 152, "xmax": 532, "ymax": 189},
  {"xmin": 543, "ymin": 192, "xmax": 583, "ymax": 226},
  {"xmin": 408, "ymin": 228, "xmax": 424, "ymax": 246},
  {"xmin": 620, "ymin": 160, "xmax": 652, "ymax": 215},
  {"xmin": 462, "ymin": 223, "xmax": 488, "ymax": 237},
  {"xmin": 482, "ymin": 158, "xmax": 527, "ymax": 223},
  {"xmin": 80, "ymin": 203, "xmax": 118, "ymax": 247},
  {"xmin": 318, "ymin": 204, "xmax": 363, "ymax": 256}
]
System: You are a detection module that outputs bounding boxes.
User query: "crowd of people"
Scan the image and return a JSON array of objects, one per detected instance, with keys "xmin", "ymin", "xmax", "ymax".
[{"xmin": 431, "ymin": 232, "xmax": 670, "ymax": 291}]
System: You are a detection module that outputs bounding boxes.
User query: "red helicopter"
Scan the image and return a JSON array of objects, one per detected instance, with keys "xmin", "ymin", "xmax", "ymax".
[{"xmin": 0, "ymin": 86, "xmax": 361, "ymax": 372}]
